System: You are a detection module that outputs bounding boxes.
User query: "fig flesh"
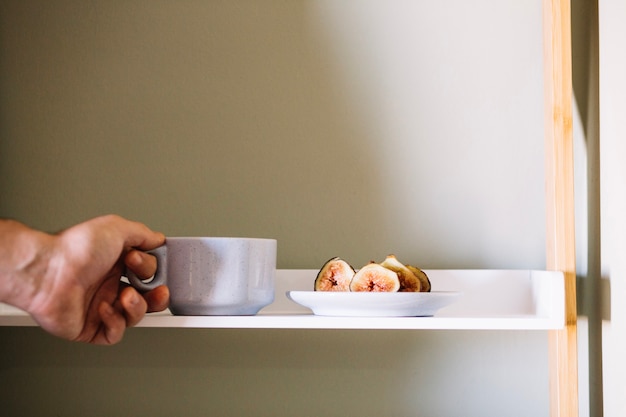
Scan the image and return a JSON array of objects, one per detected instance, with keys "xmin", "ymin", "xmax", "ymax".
[
  {"xmin": 349, "ymin": 263, "xmax": 400, "ymax": 292},
  {"xmin": 407, "ymin": 265, "xmax": 431, "ymax": 292},
  {"xmin": 380, "ymin": 255, "xmax": 421, "ymax": 292},
  {"xmin": 314, "ymin": 257, "xmax": 355, "ymax": 291}
]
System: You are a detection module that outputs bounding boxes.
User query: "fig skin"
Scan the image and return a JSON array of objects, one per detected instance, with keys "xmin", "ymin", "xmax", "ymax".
[
  {"xmin": 349, "ymin": 262, "xmax": 401, "ymax": 292},
  {"xmin": 380, "ymin": 255, "xmax": 421, "ymax": 292},
  {"xmin": 314, "ymin": 257, "xmax": 356, "ymax": 291},
  {"xmin": 406, "ymin": 265, "xmax": 431, "ymax": 292}
]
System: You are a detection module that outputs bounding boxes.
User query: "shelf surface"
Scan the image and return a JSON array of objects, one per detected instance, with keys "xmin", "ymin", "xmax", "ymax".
[{"xmin": 0, "ymin": 269, "xmax": 565, "ymax": 330}]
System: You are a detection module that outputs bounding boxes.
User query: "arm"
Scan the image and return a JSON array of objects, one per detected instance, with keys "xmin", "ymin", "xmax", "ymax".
[{"xmin": 0, "ymin": 215, "xmax": 169, "ymax": 344}]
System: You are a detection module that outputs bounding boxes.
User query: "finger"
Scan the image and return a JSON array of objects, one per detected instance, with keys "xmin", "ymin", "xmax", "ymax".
[
  {"xmin": 119, "ymin": 286, "xmax": 148, "ymax": 327},
  {"xmin": 129, "ymin": 228, "xmax": 165, "ymax": 251},
  {"xmin": 143, "ymin": 285, "xmax": 170, "ymax": 313},
  {"xmin": 97, "ymin": 214, "xmax": 166, "ymax": 250},
  {"xmin": 118, "ymin": 217, "xmax": 165, "ymax": 250},
  {"xmin": 97, "ymin": 301, "xmax": 126, "ymax": 345},
  {"xmin": 125, "ymin": 249, "xmax": 158, "ymax": 279}
]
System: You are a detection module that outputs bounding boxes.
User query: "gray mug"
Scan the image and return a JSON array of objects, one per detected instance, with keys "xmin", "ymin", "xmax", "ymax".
[{"xmin": 127, "ymin": 237, "xmax": 277, "ymax": 316}]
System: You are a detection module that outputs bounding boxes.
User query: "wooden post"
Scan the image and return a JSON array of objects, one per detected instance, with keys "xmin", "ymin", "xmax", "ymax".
[{"xmin": 543, "ymin": 0, "xmax": 578, "ymax": 416}]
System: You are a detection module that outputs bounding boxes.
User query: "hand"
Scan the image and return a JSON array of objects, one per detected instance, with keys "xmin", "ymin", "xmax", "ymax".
[{"xmin": 23, "ymin": 215, "xmax": 168, "ymax": 344}]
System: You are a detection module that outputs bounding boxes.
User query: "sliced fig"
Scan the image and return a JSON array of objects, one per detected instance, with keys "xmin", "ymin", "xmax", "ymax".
[
  {"xmin": 349, "ymin": 262, "xmax": 400, "ymax": 292},
  {"xmin": 380, "ymin": 254, "xmax": 421, "ymax": 292},
  {"xmin": 407, "ymin": 265, "xmax": 431, "ymax": 292},
  {"xmin": 314, "ymin": 257, "xmax": 356, "ymax": 291}
]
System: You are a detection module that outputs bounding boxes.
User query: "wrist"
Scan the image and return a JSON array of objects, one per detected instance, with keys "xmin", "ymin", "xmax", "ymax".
[{"xmin": 0, "ymin": 219, "xmax": 56, "ymax": 312}]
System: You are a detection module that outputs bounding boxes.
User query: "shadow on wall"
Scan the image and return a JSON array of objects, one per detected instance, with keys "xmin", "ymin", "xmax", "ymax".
[
  {"xmin": 0, "ymin": 326, "xmax": 549, "ymax": 417},
  {"xmin": 0, "ymin": 1, "xmax": 388, "ymax": 268}
]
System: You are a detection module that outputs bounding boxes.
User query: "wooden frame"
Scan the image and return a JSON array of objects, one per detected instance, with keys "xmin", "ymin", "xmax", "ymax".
[{"xmin": 542, "ymin": 0, "xmax": 578, "ymax": 416}]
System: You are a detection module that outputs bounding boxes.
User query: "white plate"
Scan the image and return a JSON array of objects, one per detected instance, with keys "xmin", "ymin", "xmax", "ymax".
[{"xmin": 286, "ymin": 291, "xmax": 461, "ymax": 317}]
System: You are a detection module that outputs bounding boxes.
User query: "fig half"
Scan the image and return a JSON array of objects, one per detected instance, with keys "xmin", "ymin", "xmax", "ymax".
[
  {"xmin": 314, "ymin": 257, "xmax": 355, "ymax": 291},
  {"xmin": 349, "ymin": 262, "xmax": 400, "ymax": 292},
  {"xmin": 407, "ymin": 265, "xmax": 431, "ymax": 292},
  {"xmin": 380, "ymin": 254, "xmax": 421, "ymax": 292}
]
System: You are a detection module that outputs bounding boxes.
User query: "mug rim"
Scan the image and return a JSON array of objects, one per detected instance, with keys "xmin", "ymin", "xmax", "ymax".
[{"xmin": 165, "ymin": 236, "xmax": 276, "ymax": 242}]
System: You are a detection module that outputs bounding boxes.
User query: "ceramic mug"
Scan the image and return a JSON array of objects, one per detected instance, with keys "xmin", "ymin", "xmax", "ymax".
[{"xmin": 127, "ymin": 237, "xmax": 277, "ymax": 315}]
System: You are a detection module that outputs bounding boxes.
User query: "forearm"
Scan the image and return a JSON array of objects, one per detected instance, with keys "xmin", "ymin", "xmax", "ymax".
[{"xmin": 0, "ymin": 219, "xmax": 55, "ymax": 312}]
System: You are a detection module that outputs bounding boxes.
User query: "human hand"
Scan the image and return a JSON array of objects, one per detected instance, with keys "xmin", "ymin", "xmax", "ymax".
[{"xmin": 22, "ymin": 215, "xmax": 168, "ymax": 344}]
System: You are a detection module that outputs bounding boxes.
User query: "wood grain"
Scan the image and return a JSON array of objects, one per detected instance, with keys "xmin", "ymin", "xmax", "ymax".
[{"xmin": 542, "ymin": 0, "xmax": 579, "ymax": 416}]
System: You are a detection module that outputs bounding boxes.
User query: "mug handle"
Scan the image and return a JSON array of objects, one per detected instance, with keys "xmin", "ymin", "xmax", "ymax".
[{"xmin": 125, "ymin": 245, "xmax": 167, "ymax": 291}]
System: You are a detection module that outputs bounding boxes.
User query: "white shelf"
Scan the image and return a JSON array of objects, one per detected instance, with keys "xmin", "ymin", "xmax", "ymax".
[{"xmin": 0, "ymin": 269, "xmax": 565, "ymax": 330}]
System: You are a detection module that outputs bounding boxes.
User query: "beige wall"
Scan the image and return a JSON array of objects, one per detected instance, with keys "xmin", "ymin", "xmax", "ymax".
[
  {"xmin": 0, "ymin": 1, "xmax": 561, "ymax": 416},
  {"xmin": 0, "ymin": 0, "xmax": 546, "ymax": 270}
]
